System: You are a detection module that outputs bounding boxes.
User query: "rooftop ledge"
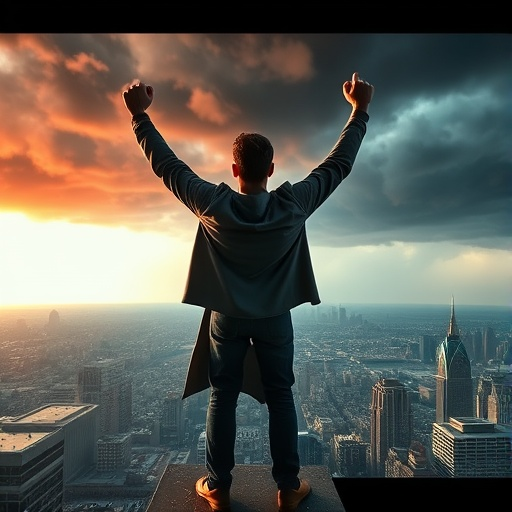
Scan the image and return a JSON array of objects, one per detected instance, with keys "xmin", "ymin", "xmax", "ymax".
[
  {"xmin": 146, "ymin": 464, "xmax": 343, "ymax": 511},
  {"xmin": 146, "ymin": 465, "xmax": 510, "ymax": 512}
]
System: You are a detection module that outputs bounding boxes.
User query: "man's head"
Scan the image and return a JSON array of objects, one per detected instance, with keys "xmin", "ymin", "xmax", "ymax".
[{"xmin": 232, "ymin": 132, "xmax": 274, "ymax": 183}]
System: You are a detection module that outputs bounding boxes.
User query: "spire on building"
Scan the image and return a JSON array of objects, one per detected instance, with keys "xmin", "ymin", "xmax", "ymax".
[{"xmin": 447, "ymin": 295, "xmax": 459, "ymax": 338}]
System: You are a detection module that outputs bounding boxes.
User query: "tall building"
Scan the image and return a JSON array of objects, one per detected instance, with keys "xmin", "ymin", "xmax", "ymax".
[
  {"xmin": 330, "ymin": 433, "xmax": 368, "ymax": 477},
  {"xmin": 475, "ymin": 375, "xmax": 493, "ymax": 419},
  {"xmin": 435, "ymin": 297, "xmax": 473, "ymax": 423},
  {"xmin": 487, "ymin": 349, "xmax": 512, "ymax": 425},
  {"xmin": 77, "ymin": 358, "xmax": 132, "ymax": 435},
  {"xmin": 96, "ymin": 433, "xmax": 132, "ymax": 472},
  {"xmin": 0, "ymin": 429, "xmax": 64, "ymax": 512},
  {"xmin": 418, "ymin": 334, "xmax": 438, "ymax": 363},
  {"xmin": 160, "ymin": 391, "xmax": 185, "ymax": 447},
  {"xmin": 488, "ymin": 371, "xmax": 512, "ymax": 425},
  {"xmin": 432, "ymin": 417, "xmax": 512, "ymax": 477},
  {"xmin": 1, "ymin": 403, "xmax": 98, "ymax": 483},
  {"xmin": 369, "ymin": 378, "xmax": 412, "ymax": 477},
  {"xmin": 298, "ymin": 431, "xmax": 324, "ymax": 465},
  {"xmin": 482, "ymin": 326, "xmax": 498, "ymax": 364},
  {"xmin": 465, "ymin": 328, "xmax": 483, "ymax": 363}
]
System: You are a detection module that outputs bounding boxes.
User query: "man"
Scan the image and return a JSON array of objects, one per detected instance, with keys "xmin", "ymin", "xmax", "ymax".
[{"xmin": 122, "ymin": 71, "xmax": 374, "ymax": 512}]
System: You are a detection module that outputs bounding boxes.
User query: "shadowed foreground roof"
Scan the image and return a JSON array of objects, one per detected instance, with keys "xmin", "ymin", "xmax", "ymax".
[{"xmin": 146, "ymin": 464, "xmax": 344, "ymax": 511}]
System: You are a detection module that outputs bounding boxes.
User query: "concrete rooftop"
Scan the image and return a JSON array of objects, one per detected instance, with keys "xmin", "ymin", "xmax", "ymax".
[{"xmin": 146, "ymin": 464, "xmax": 344, "ymax": 512}]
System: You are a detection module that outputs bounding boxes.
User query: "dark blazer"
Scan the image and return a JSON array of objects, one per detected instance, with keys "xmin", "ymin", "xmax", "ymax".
[{"xmin": 131, "ymin": 110, "xmax": 368, "ymax": 319}]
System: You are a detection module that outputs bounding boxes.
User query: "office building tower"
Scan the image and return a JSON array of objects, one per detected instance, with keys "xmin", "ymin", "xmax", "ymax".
[
  {"xmin": 483, "ymin": 326, "xmax": 498, "ymax": 364},
  {"xmin": 44, "ymin": 309, "xmax": 61, "ymax": 336},
  {"xmin": 160, "ymin": 391, "xmax": 185, "ymax": 447},
  {"xmin": 369, "ymin": 378, "xmax": 412, "ymax": 477},
  {"xmin": 432, "ymin": 417, "xmax": 512, "ymax": 477},
  {"xmin": 297, "ymin": 362, "xmax": 312, "ymax": 398},
  {"xmin": 475, "ymin": 375, "xmax": 493, "ymax": 419},
  {"xmin": 435, "ymin": 298, "xmax": 473, "ymax": 423},
  {"xmin": 338, "ymin": 306, "xmax": 347, "ymax": 324},
  {"xmin": 77, "ymin": 358, "xmax": 132, "ymax": 435},
  {"xmin": 96, "ymin": 433, "xmax": 132, "ymax": 472},
  {"xmin": 0, "ymin": 429, "xmax": 64, "ymax": 512},
  {"xmin": 298, "ymin": 431, "xmax": 324, "ymax": 465},
  {"xmin": 418, "ymin": 335, "xmax": 437, "ymax": 363},
  {"xmin": 330, "ymin": 433, "xmax": 368, "ymax": 477},
  {"xmin": 487, "ymin": 352, "xmax": 512, "ymax": 425},
  {"xmin": 1, "ymin": 403, "xmax": 98, "ymax": 483},
  {"xmin": 465, "ymin": 328, "xmax": 483, "ymax": 363}
]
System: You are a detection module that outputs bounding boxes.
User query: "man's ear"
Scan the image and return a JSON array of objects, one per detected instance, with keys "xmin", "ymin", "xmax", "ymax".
[
  {"xmin": 268, "ymin": 162, "xmax": 275, "ymax": 178},
  {"xmin": 232, "ymin": 163, "xmax": 240, "ymax": 178}
]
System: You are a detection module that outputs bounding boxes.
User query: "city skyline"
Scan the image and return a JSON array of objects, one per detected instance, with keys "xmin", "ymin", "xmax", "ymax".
[{"xmin": 0, "ymin": 34, "xmax": 510, "ymax": 307}]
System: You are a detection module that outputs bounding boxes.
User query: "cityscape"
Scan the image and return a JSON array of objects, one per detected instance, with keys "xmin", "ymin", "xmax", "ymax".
[{"xmin": 0, "ymin": 300, "xmax": 511, "ymax": 511}]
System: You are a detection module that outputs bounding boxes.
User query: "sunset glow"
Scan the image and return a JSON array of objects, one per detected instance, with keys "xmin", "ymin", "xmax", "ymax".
[{"xmin": 0, "ymin": 34, "xmax": 510, "ymax": 307}]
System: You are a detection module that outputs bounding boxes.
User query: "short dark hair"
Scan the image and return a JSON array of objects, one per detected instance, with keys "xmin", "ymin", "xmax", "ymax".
[{"xmin": 232, "ymin": 132, "xmax": 274, "ymax": 183}]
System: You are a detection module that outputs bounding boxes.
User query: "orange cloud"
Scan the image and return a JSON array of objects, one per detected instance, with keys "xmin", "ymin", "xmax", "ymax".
[
  {"xmin": 230, "ymin": 34, "xmax": 315, "ymax": 83},
  {"xmin": 187, "ymin": 88, "xmax": 240, "ymax": 125},
  {"xmin": 64, "ymin": 52, "xmax": 109, "ymax": 75}
]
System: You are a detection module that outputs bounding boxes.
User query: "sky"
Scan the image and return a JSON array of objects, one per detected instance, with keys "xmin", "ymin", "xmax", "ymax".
[{"xmin": 0, "ymin": 33, "xmax": 510, "ymax": 308}]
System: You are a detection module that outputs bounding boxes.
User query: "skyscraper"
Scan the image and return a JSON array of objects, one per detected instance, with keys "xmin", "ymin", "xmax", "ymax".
[
  {"xmin": 475, "ymin": 375, "xmax": 493, "ymax": 419},
  {"xmin": 77, "ymin": 358, "xmax": 132, "ymax": 435},
  {"xmin": 483, "ymin": 326, "xmax": 498, "ymax": 364},
  {"xmin": 369, "ymin": 378, "xmax": 412, "ymax": 477},
  {"xmin": 160, "ymin": 391, "xmax": 185, "ymax": 447},
  {"xmin": 298, "ymin": 431, "xmax": 324, "ymax": 465},
  {"xmin": 418, "ymin": 334, "xmax": 438, "ymax": 363},
  {"xmin": 487, "ymin": 348, "xmax": 512, "ymax": 425},
  {"xmin": 435, "ymin": 297, "xmax": 473, "ymax": 423},
  {"xmin": 432, "ymin": 417, "xmax": 512, "ymax": 477}
]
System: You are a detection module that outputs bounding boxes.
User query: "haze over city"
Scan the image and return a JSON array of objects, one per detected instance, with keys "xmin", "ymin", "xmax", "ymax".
[{"xmin": 0, "ymin": 33, "xmax": 510, "ymax": 307}]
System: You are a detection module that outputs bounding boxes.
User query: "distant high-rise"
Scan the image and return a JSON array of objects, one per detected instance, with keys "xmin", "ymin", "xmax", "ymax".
[
  {"xmin": 298, "ymin": 431, "xmax": 324, "ymax": 465},
  {"xmin": 475, "ymin": 375, "xmax": 493, "ymax": 419},
  {"xmin": 465, "ymin": 328, "xmax": 483, "ymax": 363},
  {"xmin": 418, "ymin": 334, "xmax": 438, "ymax": 363},
  {"xmin": 369, "ymin": 378, "xmax": 412, "ymax": 477},
  {"xmin": 483, "ymin": 326, "xmax": 498, "ymax": 364},
  {"xmin": 160, "ymin": 391, "xmax": 185, "ymax": 447},
  {"xmin": 77, "ymin": 358, "xmax": 132, "ymax": 435},
  {"xmin": 96, "ymin": 433, "xmax": 132, "ymax": 472},
  {"xmin": 435, "ymin": 297, "xmax": 473, "ymax": 423},
  {"xmin": 331, "ymin": 433, "xmax": 368, "ymax": 477},
  {"xmin": 432, "ymin": 417, "xmax": 512, "ymax": 477},
  {"xmin": 487, "ymin": 351, "xmax": 512, "ymax": 425}
]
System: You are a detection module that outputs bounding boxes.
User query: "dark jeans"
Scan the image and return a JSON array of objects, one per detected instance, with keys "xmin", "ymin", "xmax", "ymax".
[{"xmin": 206, "ymin": 310, "xmax": 300, "ymax": 491}]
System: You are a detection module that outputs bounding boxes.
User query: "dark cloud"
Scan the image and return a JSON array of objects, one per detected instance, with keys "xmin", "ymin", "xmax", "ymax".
[{"xmin": 1, "ymin": 33, "xmax": 510, "ymax": 252}]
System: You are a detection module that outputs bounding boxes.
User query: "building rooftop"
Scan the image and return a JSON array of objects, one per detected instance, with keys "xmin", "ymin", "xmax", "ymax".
[
  {"xmin": 0, "ymin": 431, "xmax": 51, "ymax": 451},
  {"xmin": 146, "ymin": 464, "xmax": 344, "ymax": 512},
  {"xmin": 6, "ymin": 404, "xmax": 88, "ymax": 424}
]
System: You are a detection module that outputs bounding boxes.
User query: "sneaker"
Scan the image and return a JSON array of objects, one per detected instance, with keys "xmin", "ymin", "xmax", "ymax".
[
  {"xmin": 195, "ymin": 476, "xmax": 231, "ymax": 511},
  {"xmin": 277, "ymin": 479, "xmax": 311, "ymax": 511}
]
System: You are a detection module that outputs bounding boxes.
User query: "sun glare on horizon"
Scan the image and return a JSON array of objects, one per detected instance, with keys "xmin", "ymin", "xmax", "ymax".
[{"xmin": 0, "ymin": 213, "xmax": 189, "ymax": 307}]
